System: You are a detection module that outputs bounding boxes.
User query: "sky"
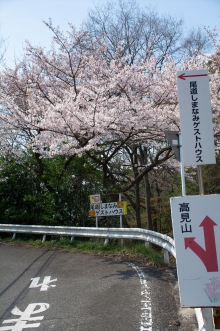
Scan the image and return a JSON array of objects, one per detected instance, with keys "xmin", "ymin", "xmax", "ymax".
[{"xmin": 0, "ymin": 0, "xmax": 220, "ymax": 68}]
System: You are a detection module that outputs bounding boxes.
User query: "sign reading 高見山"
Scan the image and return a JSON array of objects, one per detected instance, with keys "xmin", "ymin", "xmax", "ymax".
[{"xmin": 170, "ymin": 194, "xmax": 220, "ymax": 307}]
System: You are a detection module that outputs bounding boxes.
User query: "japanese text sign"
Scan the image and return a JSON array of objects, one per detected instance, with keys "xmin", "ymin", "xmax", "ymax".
[
  {"xmin": 170, "ymin": 194, "xmax": 220, "ymax": 307},
  {"xmin": 89, "ymin": 201, "xmax": 127, "ymax": 217},
  {"xmin": 177, "ymin": 69, "xmax": 216, "ymax": 166}
]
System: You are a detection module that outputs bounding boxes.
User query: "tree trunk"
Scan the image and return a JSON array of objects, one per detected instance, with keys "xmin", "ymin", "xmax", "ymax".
[
  {"xmin": 139, "ymin": 146, "xmax": 153, "ymax": 230},
  {"xmin": 134, "ymin": 148, "xmax": 141, "ymax": 228},
  {"xmin": 144, "ymin": 172, "xmax": 153, "ymax": 230},
  {"xmin": 134, "ymin": 180, "xmax": 141, "ymax": 228}
]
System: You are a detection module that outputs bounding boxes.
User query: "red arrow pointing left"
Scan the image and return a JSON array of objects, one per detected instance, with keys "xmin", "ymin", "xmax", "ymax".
[
  {"xmin": 178, "ymin": 73, "xmax": 208, "ymax": 80},
  {"xmin": 184, "ymin": 216, "xmax": 218, "ymax": 272}
]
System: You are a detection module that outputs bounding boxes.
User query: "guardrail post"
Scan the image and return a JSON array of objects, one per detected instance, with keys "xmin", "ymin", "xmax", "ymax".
[
  {"xmin": 42, "ymin": 235, "xmax": 46, "ymax": 243},
  {"xmin": 96, "ymin": 216, "xmax": 100, "ymax": 243},
  {"xmin": 12, "ymin": 233, "xmax": 16, "ymax": 240},
  {"xmin": 70, "ymin": 236, "xmax": 74, "ymax": 242},
  {"xmin": 104, "ymin": 238, "xmax": 109, "ymax": 246},
  {"xmin": 145, "ymin": 241, "xmax": 150, "ymax": 248},
  {"xmin": 163, "ymin": 249, "xmax": 170, "ymax": 264}
]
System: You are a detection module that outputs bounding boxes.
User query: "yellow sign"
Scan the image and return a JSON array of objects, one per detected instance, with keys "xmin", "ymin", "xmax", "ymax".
[
  {"xmin": 117, "ymin": 202, "xmax": 123, "ymax": 208},
  {"xmin": 89, "ymin": 201, "xmax": 127, "ymax": 217},
  {"xmin": 89, "ymin": 210, "xmax": 96, "ymax": 217},
  {"xmin": 123, "ymin": 201, "xmax": 127, "ymax": 215},
  {"xmin": 117, "ymin": 201, "xmax": 128, "ymax": 214}
]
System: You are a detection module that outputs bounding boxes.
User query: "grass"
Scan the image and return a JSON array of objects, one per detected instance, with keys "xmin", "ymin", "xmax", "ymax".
[{"xmin": 0, "ymin": 236, "xmax": 165, "ymax": 266}]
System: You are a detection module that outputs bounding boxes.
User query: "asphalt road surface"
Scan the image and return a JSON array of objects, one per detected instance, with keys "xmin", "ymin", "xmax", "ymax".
[{"xmin": 0, "ymin": 243, "xmax": 197, "ymax": 330}]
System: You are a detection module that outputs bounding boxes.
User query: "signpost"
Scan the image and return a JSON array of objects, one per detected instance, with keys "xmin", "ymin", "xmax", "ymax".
[
  {"xmin": 89, "ymin": 194, "xmax": 127, "ymax": 247},
  {"xmin": 177, "ymin": 69, "xmax": 216, "ymax": 166},
  {"xmin": 170, "ymin": 195, "xmax": 220, "ymax": 307},
  {"xmin": 167, "ymin": 69, "xmax": 219, "ymax": 330},
  {"xmin": 89, "ymin": 201, "xmax": 127, "ymax": 217}
]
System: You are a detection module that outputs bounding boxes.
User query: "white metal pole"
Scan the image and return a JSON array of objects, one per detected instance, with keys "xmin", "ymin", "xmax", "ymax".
[
  {"xmin": 179, "ymin": 133, "xmax": 186, "ymax": 196},
  {"xmin": 196, "ymin": 165, "xmax": 213, "ymax": 330},
  {"xmin": 199, "ymin": 308, "xmax": 214, "ymax": 331},
  {"xmin": 197, "ymin": 165, "xmax": 204, "ymax": 195}
]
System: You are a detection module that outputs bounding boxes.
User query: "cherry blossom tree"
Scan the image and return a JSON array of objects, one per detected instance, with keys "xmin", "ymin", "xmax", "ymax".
[
  {"xmin": 0, "ymin": 21, "xmax": 176, "ymax": 159},
  {"xmin": 0, "ymin": 21, "xmax": 219, "ymax": 228}
]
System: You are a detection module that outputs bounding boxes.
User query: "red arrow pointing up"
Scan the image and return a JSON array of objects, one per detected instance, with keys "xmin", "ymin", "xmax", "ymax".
[
  {"xmin": 184, "ymin": 216, "xmax": 218, "ymax": 272},
  {"xmin": 178, "ymin": 73, "xmax": 208, "ymax": 80}
]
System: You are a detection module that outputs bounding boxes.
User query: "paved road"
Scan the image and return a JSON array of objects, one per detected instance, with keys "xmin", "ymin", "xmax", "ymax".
[{"xmin": 0, "ymin": 243, "xmax": 197, "ymax": 330}]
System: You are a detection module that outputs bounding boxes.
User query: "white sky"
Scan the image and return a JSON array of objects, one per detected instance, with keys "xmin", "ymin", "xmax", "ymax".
[{"xmin": 0, "ymin": 0, "xmax": 220, "ymax": 68}]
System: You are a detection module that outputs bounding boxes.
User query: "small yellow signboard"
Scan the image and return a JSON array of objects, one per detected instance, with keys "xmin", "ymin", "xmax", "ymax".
[
  {"xmin": 89, "ymin": 210, "xmax": 96, "ymax": 217},
  {"xmin": 89, "ymin": 201, "xmax": 127, "ymax": 217},
  {"xmin": 117, "ymin": 202, "xmax": 123, "ymax": 208}
]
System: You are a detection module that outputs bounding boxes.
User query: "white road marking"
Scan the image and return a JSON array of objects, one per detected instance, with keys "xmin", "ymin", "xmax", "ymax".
[
  {"xmin": 29, "ymin": 276, "xmax": 57, "ymax": 291},
  {"xmin": 127, "ymin": 262, "xmax": 152, "ymax": 331},
  {"xmin": 0, "ymin": 303, "xmax": 49, "ymax": 330}
]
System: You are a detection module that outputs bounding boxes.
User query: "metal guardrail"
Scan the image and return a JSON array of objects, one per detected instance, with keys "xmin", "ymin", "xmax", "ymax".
[
  {"xmin": 0, "ymin": 224, "xmax": 175, "ymax": 263},
  {"xmin": 0, "ymin": 224, "xmax": 211, "ymax": 330}
]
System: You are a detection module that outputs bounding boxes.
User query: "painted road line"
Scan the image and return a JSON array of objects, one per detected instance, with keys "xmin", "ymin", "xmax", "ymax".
[{"xmin": 127, "ymin": 263, "xmax": 152, "ymax": 331}]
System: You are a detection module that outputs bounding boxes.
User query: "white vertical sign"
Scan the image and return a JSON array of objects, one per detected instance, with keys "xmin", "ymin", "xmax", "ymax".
[
  {"xmin": 177, "ymin": 69, "xmax": 215, "ymax": 166},
  {"xmin": 170, "ymin": 194, "xmax": 220, "ymax": 307}
]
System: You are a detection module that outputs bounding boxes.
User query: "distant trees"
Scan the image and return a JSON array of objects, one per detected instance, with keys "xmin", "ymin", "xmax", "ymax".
[
  {"xmin": 0, "ymin": 153, "xmax": 102, "ymax": 226},
  {"xmin": 83, "ymin": 0, "xmax": 211, "ymax": 64},
  {"xmin": 0, "ymin": 27, "xmax": 6, "ymax": 64}
]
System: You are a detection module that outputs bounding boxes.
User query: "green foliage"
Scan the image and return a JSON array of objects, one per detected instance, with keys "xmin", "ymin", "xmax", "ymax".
[
  {"xmin": 2, "ymin": 146, "xmax": 219, "ymax": 234},
  {"xmin": 149, "ymin": 158, "xmax": 220, "ymax": 235},
  {"xmin": 170, "ymin": 158, "xmax": 220, "ymax": 197},
  {"xmin": 0, "ymin": 157, "xmax": 44, "ymax": 224},
  {"xmin": 0, "ymin": 152, "xmax": 102, "ymax": 226},
  {"xmin": 202, "ymin": 156, "xmax": 220, "ymax": 195},
  {"xmin": 148, "ymin": 169, "xmax": 200, "ymax": 234}
]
